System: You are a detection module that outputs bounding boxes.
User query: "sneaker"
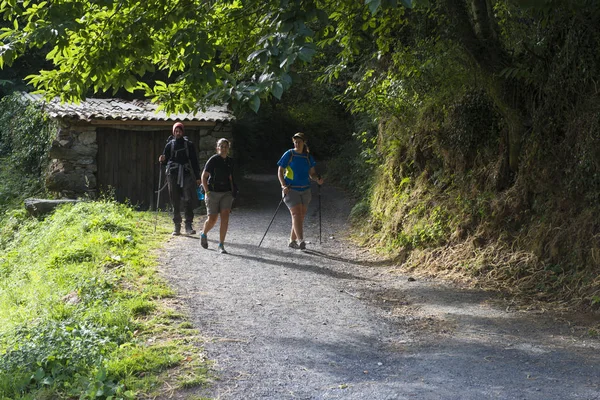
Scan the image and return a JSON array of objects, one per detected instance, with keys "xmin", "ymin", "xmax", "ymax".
[
  {"xmin": 218, "ymin": 244, "xmax": 228, "ymax": 254},
  {"xmin": 200, "ymin": 232, "xmax": 208, "ymax": 249},
  {"xmin": 288, "ymin": 240, "xmax": 299, "ymax": 249},
  {"xmin": 172, "ymin": 224, "xmax": 181, "ymax": 236},
  {"xmin": 185, "ymin": 223, "xmax": 196, "ymax": 235},
  {"xmin": 298, "ymin": 240, "xmax": 306, "ymax": 250}
]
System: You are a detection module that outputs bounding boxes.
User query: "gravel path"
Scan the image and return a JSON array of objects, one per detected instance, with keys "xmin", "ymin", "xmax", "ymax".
[{"xmin": 159, "ymin": 174, "xmax": 600, "ymax": 400}]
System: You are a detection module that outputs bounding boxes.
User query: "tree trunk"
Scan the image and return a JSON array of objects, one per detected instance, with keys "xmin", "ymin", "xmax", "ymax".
[{"xmin": 442, "ymin": 0, "xmax": 527, "ymax": 174}]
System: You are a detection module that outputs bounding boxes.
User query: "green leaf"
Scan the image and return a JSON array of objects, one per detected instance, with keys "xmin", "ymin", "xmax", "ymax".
[
  {"xmin": 41, "ymin": 376, "xmax": 54, "ymax": 385},
  {"xmin": 248, "ymin": 94, "xmax": 260, "ymax": 113},
  {"xmin": 232, "ymin": 89, "xmax": 243, "ymax": 101},
  {"xmin": 280, "ymin": 21, "xmax": 294, "ymax": 33},
  {"xmin": 0, "ymin": 28, "xmax": 13, "ymax": 40},
  {"xmin": 298, "ymin": 45, "xmax": 316, "ymax": 62},
  {"xmin": 258, "ymin": 72, "xmax": 271, "ymax": 83},
  {"xmin": 281, "ymin": 73, "xmax": 293, "ymax": 88},
  {"xmin": 124, "ymin": 76, "xmax": 136, "ymax": 93},
  {"xmin": 272, "ymin": 81, "xmax": 283, "ymax": 99},
  {"xmin": 280, "ymin": 54, "xmax": 297, "ymax": 69},
  {"xmin": 366, "ymin": 0, "xmax": 381, "ymax": 15},
  {"xmin": 33, "ymin": 367, "xmax": 45, "ymax": 382},
  {"xmin": 247, "ymin": 48, "xmax": 267, "ymax": 62},
  {"xmin": 0, "ymin": 45, "xmax": 14, "ymax": 67},
  {"xmin": 96, "ymin": 366, "xmax": 107, "ymax": 381}
]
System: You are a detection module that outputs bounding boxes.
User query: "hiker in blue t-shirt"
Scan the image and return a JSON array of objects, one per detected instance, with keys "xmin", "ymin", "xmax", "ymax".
[{"xmin": 277, "ymin": 132, "xmax": 324, "ymax": 250}]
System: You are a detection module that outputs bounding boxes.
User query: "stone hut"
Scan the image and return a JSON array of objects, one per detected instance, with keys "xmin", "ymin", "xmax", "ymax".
[{"xmin": 23, "ymin": 93, "xmax": 234, "ymax": 210}]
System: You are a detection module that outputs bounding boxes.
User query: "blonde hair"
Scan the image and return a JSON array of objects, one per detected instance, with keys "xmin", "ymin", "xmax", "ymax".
[{"xmin": 216, "ymin": 138, "xmax": 230, "ymax": 147}]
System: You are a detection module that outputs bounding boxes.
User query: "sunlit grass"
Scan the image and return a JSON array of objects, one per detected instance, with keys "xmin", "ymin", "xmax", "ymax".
[{"xmin": 0, "ymin": 200, "xmax": 209, "ymax": 399}]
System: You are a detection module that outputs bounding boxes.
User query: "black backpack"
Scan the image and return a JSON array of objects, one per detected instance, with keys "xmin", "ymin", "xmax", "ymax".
[{"xmin": 165, "ymin": 136, "xmax": 193, "ymax": 174}]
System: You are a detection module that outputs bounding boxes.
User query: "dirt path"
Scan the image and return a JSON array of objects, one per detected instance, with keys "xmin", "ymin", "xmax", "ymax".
[{"xmin": 159, "ymin": 174, "xmax": 600, "ymax": 400}]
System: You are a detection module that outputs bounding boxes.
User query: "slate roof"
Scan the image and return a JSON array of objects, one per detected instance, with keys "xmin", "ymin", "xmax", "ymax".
[{"xmin": 21, "ymin": 92, "xmax": 233, "ymax": 123}]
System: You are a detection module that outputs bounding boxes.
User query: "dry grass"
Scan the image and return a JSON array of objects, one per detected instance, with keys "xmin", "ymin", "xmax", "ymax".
[
  {"xmin": 348, "ymin": 89, "xmax": 600, "ymax": 322},
  {"xmin": 398, "ymin": 236, "xmax": 600, "ymax": 314}
]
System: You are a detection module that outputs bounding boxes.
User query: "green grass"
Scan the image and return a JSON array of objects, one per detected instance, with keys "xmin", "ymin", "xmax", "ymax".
[{"xmin": 0, "ymin": 200, "xmax": 210, "ymax": 399}]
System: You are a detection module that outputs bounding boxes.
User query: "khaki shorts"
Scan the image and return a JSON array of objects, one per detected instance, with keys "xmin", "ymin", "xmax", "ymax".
[
  {"xmin": 206, "ymin": 191, "xmax": 233, "ymax": 215},
  {"xmin": 283, "ymin": 188, "xmax": 312, "ymax": 208}
]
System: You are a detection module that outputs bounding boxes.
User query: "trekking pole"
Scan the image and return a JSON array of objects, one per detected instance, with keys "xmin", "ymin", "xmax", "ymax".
[
  {"xmin": 258, "ymin": 198, "xmax": 284, "ymax": 247},
  {"xmin": 154, "ymin": 164, "xmax": 164, "ymax": 232},
  {"xmin": 318, "ymin": 182, "xmax": 322, "ymax": 244}
]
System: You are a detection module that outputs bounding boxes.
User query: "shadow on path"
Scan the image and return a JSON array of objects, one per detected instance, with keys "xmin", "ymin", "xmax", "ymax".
[
  {"xmin": 302, "ymin": 248, "xmax": 392, "ymax": 268},
  {"xmin": 227, "ymin": 250, "xmax": 368, "ymax": 281},
  {"xmin": 158, "ymin": 173, "xmax": 600, "ymax": 400}
]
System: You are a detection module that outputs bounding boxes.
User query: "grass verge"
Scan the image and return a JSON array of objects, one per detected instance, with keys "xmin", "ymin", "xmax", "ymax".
[{"xmin": 0, "ymin": 200, "xmax": 211, "ymax": 399}]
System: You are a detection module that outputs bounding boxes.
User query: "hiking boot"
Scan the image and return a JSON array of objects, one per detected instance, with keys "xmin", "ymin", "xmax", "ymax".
[
  {"xmin": 288, "ymin": 240, "xmax": 299, "ymax": 249},
  {"xmin": 218, "ymin": 243, "xmax": 228, "ymax": 254},
  {"xmin": 172, "ymin": 224, "xmax": 181, "ymax": 236},
  {"xmin": 185, "ymin": 223, "xmax": 196, "ymax": 235},
  {"xmin": 298, "ymin": 240, "xmax": 306, "ymax": 250},
  {"xmin": 200, "ymin": 232, "xmax": 208, "ymax": 249}
]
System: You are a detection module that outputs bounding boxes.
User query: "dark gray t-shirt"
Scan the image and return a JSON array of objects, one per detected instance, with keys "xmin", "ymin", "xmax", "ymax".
[{"xmin": 204, "ymin": 155, "xmax": 233, "ymax": 192}]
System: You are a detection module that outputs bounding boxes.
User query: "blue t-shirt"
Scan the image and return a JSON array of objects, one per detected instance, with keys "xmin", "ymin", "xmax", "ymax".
[{"xmin": 277, "ymin": 149, "xmax": 316, "ymax": 191}]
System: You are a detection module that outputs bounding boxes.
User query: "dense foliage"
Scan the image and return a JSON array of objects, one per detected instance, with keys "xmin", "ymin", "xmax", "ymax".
[
  {"xmin": 332, "ymin": 0, "xmax": 600, "ymax": 310},
  {"xmin": 0, "ymin": 94, "xmax": 54, "ymax": 174},
  {"xmin": 0, "ymin": 93, "xmax": 55, "ymax": 211},
  {"xmin": 1, "ymin": 0, "xmax": 319, "ymax": 112}
]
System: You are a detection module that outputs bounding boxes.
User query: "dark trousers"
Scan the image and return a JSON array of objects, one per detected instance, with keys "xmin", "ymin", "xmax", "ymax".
[{"xmin": 167, "ymin": 173, "xmax": 197, "ymax": 225}]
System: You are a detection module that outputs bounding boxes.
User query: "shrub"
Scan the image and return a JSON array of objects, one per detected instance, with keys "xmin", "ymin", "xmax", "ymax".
[
  {"xmin": 0, "ymin": 93, "xmax": 55, "ymax": 211},
  {"xmin": 0, "ymin": 93, "xmax": 55, "ymax": 175}
]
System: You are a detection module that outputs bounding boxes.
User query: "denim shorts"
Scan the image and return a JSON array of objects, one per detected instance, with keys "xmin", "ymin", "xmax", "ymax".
[
  {"xmin": 283, "ymin": 188, "xmax": 312, "ymax": 208},
  {"xmin": 206, "ymin": 191, "xmax": 233, "ymax": 215}
]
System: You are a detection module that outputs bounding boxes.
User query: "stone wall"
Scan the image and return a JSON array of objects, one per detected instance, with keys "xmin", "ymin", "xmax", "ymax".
[
  {"xmin": 45, "ymin": 120, "xmax": 233, "ymax": 199},
  {"xmin": 197, "ymin": 122, "xmax": 234, "ymax": 164},
  {"xmin": 46, "ymin": 121, "xmax": 97, "ymax": 199}
]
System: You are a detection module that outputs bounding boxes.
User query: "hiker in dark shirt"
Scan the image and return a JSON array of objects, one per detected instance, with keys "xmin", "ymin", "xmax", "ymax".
[
  {"xmin": 158, "ymin": 122, "xmax": 201, "ymax": 235},
  {"xmin": 199, "ymin": 138, "xmax": 236, "ymax": 254}
]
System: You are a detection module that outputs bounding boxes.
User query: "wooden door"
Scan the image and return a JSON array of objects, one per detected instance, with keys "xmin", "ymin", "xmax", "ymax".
[{"xmin": 97, "ymin": 127, "xmax": 201, "ymax": 210}]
